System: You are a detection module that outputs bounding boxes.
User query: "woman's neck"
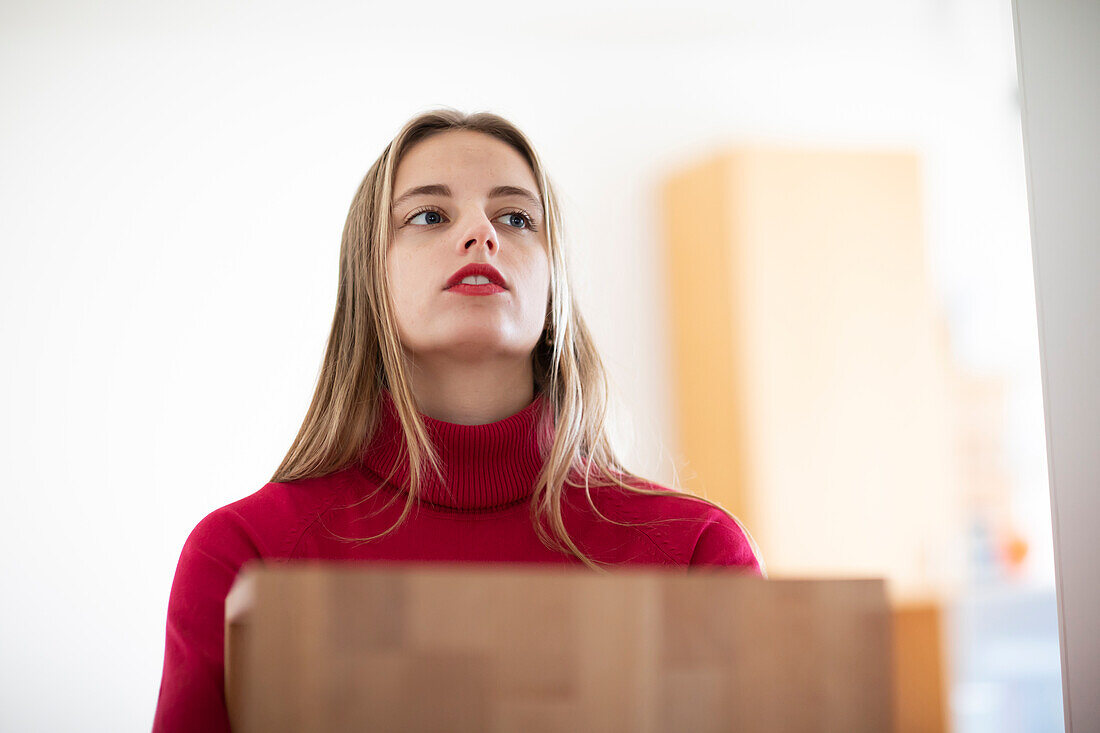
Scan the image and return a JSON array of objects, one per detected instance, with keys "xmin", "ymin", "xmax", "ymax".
[{"xmin": 402, "ymin": 355, "xmax": 536, "ymax": 425}]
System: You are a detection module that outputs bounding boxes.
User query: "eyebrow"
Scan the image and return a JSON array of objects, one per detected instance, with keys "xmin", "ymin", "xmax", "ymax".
[{"xmin": 391, "ymin": 184, "xmax": 544, "ymax": 218}]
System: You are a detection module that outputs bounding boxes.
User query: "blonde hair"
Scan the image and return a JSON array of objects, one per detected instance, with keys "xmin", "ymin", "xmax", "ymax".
[{"xmin": 271, "ymin": 107, "xmax": 765, "ymax": 575}]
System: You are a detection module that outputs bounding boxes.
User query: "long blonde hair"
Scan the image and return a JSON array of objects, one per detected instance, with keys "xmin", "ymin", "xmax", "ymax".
[{"xmin": 271, "ymin": 107, "xmax": 765, "ymax": 575}]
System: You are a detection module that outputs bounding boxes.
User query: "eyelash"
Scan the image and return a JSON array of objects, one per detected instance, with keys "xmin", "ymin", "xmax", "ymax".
[{"xmin": 404, "ymin": 206, "xmax": 539, "ymax": 232}]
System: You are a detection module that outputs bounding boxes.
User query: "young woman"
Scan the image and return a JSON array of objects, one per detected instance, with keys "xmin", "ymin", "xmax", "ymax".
[{"xmin": 153, "ymin": 108, "xmax": 765, "ymax": 732}]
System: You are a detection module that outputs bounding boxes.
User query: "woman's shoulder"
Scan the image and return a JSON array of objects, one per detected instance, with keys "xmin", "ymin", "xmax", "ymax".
[
  {"xmin": 183, "ymin": 466, "xmax": 358, "ymax": 560},
  {"xmin": 580, "ymin": 472, "xmax": 764, "ymax": 573},
  {"xmin": 582, "ymin": 471, "xmax": 722, "ymax": 522}
]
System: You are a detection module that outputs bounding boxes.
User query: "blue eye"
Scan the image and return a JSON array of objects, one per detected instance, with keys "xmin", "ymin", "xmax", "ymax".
[
  {"xmin": 502, "ymin": 212, "xmax": 529, "ymax": 229},
  {"xmin": 404, "ymin": 207, "xmax": 537, "ymax": 232},
  {"xmin": 409, "ymin": 210, "xmax": 443, "ymax": 226}
]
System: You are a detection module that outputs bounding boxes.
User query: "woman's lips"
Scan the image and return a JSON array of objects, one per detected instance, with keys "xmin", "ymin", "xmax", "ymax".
[{"xmin": 446, "ymin": 282, "xmax": 507, "ymax": 296}]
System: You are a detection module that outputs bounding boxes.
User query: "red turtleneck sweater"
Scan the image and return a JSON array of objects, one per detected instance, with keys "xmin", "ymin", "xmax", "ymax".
[{"xmin": 152, "ymin": 389, "xmax": 763, "ymax": 732}]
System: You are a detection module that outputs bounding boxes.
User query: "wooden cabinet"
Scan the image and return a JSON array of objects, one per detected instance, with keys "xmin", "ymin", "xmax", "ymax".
[{"xmin": 659, "ymin": 147, "xmax": 965, "ymax": 602}]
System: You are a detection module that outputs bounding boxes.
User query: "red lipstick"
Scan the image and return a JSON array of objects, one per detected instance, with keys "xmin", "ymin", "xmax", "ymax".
[{"xmin": 445, "ymin": 263, "xmax": 508, "ymax": 295}]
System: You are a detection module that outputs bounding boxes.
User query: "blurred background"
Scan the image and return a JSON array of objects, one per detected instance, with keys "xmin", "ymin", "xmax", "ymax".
[{"xmin": 0, "ymin": 0, "xmax": 1062, "ymax": 730}]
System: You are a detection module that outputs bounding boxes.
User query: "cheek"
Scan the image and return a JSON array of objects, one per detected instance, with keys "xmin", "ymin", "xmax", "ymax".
[
  {"xmin": 522, "ymin": 268, "xmax": 553, "ymax": 323},
  {"xmin": 385, "ymin": 250, "xmax": 418, "ymax": 315},
  {"xmin": 387, "ymin": 246, "xmax": 419, "ymax": 288},
  {"xmin": 534, "ymin": 259, "xmax": 552, "ymax": 305}
]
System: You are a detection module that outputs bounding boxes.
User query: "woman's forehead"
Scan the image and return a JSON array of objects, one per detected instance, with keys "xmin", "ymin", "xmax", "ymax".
[{"xmin": 394, "ymin": 130, "xmax": 536, "ymax": 188}]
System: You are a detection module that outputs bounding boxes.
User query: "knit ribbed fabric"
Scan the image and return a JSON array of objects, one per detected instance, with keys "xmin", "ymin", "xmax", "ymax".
[{"xmin": 361, "ymin": 387, "xmax": 551, "ymax": 511}]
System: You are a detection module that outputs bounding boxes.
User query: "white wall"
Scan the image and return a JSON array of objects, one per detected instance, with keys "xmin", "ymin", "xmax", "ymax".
[{"xmin": 0, "ymin": 0, "xmax": 1041, "ymax": 729}]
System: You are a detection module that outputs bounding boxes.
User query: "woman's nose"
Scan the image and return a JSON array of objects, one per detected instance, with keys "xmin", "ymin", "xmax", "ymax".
[{"xmin": 459, "ymin": 213, "xmax": 497, "ymax": 251}]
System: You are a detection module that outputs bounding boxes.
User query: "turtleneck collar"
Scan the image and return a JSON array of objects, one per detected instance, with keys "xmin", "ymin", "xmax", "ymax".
[{"xmin": 359, "ymin": 387, "xmax": 553, "ymax": 512}]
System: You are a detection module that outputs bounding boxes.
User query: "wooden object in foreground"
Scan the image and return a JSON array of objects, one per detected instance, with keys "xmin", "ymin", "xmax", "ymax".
[{"xmin": 225, "ymin": 561, "xmax": 892, "ymax": 732}]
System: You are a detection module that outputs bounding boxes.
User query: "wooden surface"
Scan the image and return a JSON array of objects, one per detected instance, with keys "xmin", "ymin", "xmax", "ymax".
[
  {"xmin": 659, "ymin": 148, "xmax": 965, "ymax": 598},
  {"xmin": 891, "ymin": 601, "xmax": 949, "ymax": 733},
  {"xmin": 659, "ymin": 153, "xmax": 750, "ymax": 527},
  {"xmin": 225, "ymin": 561, "xmax": 892, "ymax": 732}
]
